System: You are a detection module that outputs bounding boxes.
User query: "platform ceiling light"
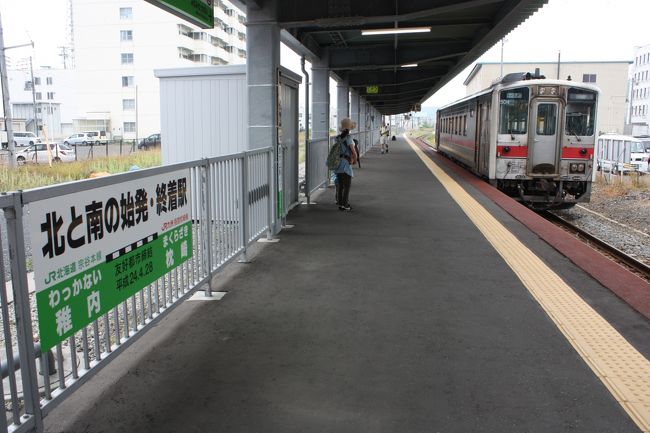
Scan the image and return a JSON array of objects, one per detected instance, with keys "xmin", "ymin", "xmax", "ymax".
[
  {"xmin": 401, "ymin": 64, "xmax": 418, "ymax": 68},
  {"xmin": 361, "ymin": 26, "xmax": 431, "ymax": 36}
]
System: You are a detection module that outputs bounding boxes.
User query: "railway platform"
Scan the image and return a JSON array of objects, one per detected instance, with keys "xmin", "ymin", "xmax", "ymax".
[{"xmin": 45, "ymin": 136, "xmax": 650, "ymax": 433}]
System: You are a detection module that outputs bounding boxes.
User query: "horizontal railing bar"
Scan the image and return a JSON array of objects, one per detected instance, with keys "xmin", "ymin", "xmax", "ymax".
[{"xmin": 21, "ymin": 159, "xmax": 205, "ymax": 204}]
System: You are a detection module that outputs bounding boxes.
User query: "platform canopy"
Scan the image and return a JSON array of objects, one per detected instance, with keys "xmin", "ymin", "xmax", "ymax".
[{"xmin": 237, "ymin": 0, "xmax": 548, "ymax": 114}]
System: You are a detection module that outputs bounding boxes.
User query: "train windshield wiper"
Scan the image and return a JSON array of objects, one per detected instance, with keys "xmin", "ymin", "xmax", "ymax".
[{"xmin": 567, "ymin": 126, "xmax": 582, "ymax": 142}]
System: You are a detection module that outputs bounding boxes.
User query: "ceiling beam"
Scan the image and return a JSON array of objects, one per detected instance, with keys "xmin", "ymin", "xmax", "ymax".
[
  {"xmin": 297, "ymin": 19, "xmax": 491, "ymax": 35},
  {"xmin": 347, "ymin": 69, "xmax": 442, "ymax": 87},
  {"xmin": 328, "ymin": 42, "xmax": 469, "ymax": 70},
  {"xmin": 278, "ymin": 0, "xmax": 504, "ymax": 28},
  {"xmin": 280, "ymin": 30, "xmax": 321, "ymax": 62},
  {"xmin": 329, "ymin": 54, "xmax": 463, "ymax": 71}
]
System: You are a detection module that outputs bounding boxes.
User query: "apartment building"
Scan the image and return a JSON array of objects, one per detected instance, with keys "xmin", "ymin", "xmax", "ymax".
[
  {"xmin": 628, "ymin": 44, "xmax": 650, "ymax": 136},
  {"xmin": 72, "ymin": 0, "xmax": 246, "ymax": 139}
]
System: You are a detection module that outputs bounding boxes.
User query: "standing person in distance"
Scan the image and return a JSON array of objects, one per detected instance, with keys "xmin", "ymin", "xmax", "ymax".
[
  {"xmin": 335, "ymin": 118, "xmax": 358, "ymax": 211},
  {"xmin": 380, "ymin": 123, "xmax": 390, "ymax": 154}
]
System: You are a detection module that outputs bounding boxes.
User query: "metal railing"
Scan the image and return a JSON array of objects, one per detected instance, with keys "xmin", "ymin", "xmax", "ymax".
[
  {"xmin": 305, "ymin": 137, "xmax": 330, "ymax": 200},
  {"xmin": 0, "ymin": 148, "xmax": 273, "ymax": 433}
]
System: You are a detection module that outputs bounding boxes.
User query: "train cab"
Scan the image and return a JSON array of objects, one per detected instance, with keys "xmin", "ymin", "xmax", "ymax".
[{"xmin": 437, "ymin": 72, "xmax": 599, "ymax": 209}]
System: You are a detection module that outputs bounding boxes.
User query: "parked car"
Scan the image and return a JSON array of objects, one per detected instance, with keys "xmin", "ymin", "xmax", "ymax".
[
  {"xmin": 63, "ymin": 132, "xmax": 101, "ymax": 146},
  {"xmin": 13, "ymin": 131, "xmax": 41, "ymax": 147},
  {"xmin": 15, "ymin": 143, "xmax": 76, "ymax": 164},
  {"xmin": 83, "ymin": 130, "xmax": 109, "ymax": 144},
  {"xmin": 138, "ymin": 133, "xmax": 161, "ymax": 150}
]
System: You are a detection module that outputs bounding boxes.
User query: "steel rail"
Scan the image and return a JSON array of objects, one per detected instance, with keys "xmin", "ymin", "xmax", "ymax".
[{"xmin": 542, "ymin": 210, "xmax": 650, "ymax": 280}]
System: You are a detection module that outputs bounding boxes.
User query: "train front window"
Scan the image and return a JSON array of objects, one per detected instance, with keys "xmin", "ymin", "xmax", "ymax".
[
  {"xmin": 565, "ymin": 88, "xmax": 597, "ymax": 136},
  {"xmin": 536, "ymin": 103, "xmax": 557, "ymax": 135},
  {"xmin": 499, "ymin": 87, "xmax": 529, "ymax": 135}
]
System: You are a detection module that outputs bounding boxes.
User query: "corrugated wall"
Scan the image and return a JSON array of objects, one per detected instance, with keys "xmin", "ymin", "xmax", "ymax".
[{"xmin": 159, "ymin": 69, "xmax": 248, "ymax": 164}]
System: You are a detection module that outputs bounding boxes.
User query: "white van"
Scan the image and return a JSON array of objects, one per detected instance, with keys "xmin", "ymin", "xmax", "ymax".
[
  {"xmin": 596, "ymin": 134, "xmax": 650, "ymax": 173},
  {"xmin": 13, "ymin": 131, "xmax": 41, "ymax": 147},
  {"xmin": 82, "ymin": 131, "xmax": 109, "ymax": 145}
]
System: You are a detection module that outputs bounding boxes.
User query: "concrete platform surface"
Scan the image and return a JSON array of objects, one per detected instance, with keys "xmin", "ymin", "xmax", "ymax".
[{"xmin": 44, "ymin": 137, "xmax": 648, "ymax": 433}]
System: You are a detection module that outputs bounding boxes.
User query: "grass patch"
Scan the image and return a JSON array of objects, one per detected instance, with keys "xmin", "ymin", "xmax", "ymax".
[
  {"xmin": 0, "ymin": 150, "xmax": 162, "ymax": 192},
  {"xmin": 594, "ymin": 171, "xmax": 650, "ymax": 198}
]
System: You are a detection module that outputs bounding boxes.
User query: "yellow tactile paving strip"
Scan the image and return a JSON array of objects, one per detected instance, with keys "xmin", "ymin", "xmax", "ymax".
[{"xmin": 405, "ymin": 136, "xmax": 650, "ymax": 432}]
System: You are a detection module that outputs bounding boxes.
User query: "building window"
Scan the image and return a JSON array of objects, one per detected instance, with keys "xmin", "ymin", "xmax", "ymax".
[
  {"xmin": 122, "ymin": 76, "xmax": 134, "ymax": 87},
  {"xmin": 120, "ymin": 7, "xmax": 132, "ymax": 20},
  {"xmin": 178, "ymin": 47, "xmax": 193, "ymax": 60},
  {"xmin": 35, "ymin": 92, "xmax": 42, "ymax": 100},
  {"xmin": 46, "ymin": 77, "xmax": 53, "ymax": 85},
  {"xmin": 47, "ymin": 92, "xmax": 55, "ymax": 100},
  {"xmin": 24, "ymin": 81, "xmax": 33, "ymax": 90},
  {"xmin": 122, "ymin": 99, "xmax": 135, "ymax": 110},
  {"xmin": 34, "ymin": 77, "xmax": 41, "ymax": 85},
  {"xmin": 123, "ymin": 122, "xmax": 136, "ymax": 133},
  {"xmin": 582, "ymin": 74, "xmax": 597, "ymax": 83},
  {"xmin": 121, "ymin": 53, "xmax": 134, "ymax": 64},
  {"xmin": 120, "ymin": 30, "xmax": 133, "ymax": 41},
  {"xmin": 178, "ymin": 24, "xmax": 193, "ymax": 37}
]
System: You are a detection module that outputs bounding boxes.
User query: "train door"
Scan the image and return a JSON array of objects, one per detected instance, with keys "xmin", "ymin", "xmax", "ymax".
[
  {"xmin": 529, "ymin": 100, "xmax": 560, "ymax": 174},
  {"xmin": 477, "ymin": 101, "xmax": 490, "ymax": 176}
]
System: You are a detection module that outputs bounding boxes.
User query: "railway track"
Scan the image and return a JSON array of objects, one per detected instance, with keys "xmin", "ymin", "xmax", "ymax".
[{"xmin": 542, "ymin": 210, "xmax": 650, "ymax": 281}]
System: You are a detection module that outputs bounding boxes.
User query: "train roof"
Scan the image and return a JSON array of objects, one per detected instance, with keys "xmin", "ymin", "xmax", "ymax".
[{"xmin": 439, "ymin": 75, "xmax": 600, "ymax": 111}]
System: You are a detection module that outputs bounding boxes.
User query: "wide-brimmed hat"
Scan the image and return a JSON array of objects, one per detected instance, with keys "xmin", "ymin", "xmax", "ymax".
[{"xmin": 340, "ymin": 118, "xmax": 357, "ymax": 131}]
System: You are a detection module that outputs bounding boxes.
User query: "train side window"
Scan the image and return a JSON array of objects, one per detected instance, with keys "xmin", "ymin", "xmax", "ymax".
[
  {"xmin": 463, "ymin": 115, "xmax": 468, "ymax": 136},
  {"xmin": 499, "ymin": 87, "xmax": 529, "ymax": 135},
  {"xmin": 536, "ymin": 103, "xmax": 557, "ymax": 135}
]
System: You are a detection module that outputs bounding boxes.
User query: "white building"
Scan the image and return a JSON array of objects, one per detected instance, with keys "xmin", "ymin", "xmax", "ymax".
[
  {"xmin": 628, "ymin": 44, "xmax": 650, "ymax": 136},
  {"xmin": 4, "ymin": 66, "xmax": 78, "ymax": 139},
  {"xmin": 464, "ymin": 61, "xmax": 631, "ymax": 135},
  {"xmin": 72, "ymin": 0, "xmax": 247, "ymax": 140}
]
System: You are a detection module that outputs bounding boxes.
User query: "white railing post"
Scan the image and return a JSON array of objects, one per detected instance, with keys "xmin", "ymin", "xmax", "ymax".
[
  {"xmin": 266, "ymin": 149, "xmax": 274, "ymax": 239},
  {"xmin": 4, "ymin": 193, "xmax": 43, "ymax": 432},
  {"xmin": 239, "ymin": 152, "xmax": 250, "ymax": 263},
  {"xmin": 203, "ymin": 159, "xmax": 213, "ymax": 297}
]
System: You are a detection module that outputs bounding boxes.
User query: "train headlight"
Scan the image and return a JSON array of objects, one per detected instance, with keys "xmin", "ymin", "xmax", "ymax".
[{"xmin": 569, "ymin": 163, "xmax": 586, "ymax": 174}]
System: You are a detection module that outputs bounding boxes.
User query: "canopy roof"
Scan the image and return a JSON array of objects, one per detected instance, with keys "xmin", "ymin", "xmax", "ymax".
[{"xmin": 239, "ymin": 0, "xmax": 548, "ymax": 114}]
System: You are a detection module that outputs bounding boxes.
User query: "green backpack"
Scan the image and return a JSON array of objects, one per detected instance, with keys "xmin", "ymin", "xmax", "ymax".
[{"xmin": 326, "ymin": 135, "xmax": 343, "ymax": 170}]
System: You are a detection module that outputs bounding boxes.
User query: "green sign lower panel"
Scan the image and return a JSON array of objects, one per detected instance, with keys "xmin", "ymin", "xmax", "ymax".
[{"xmin": 36, "ymin": 221, "xmax": 194, "ymax": 352}]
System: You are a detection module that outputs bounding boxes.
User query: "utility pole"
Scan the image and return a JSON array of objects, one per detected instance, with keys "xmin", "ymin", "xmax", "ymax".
[
  {"xmin": 0, "ymin": 9, "xmax": 16, "ymax": 167},
  {"xmin": 556, "ymin": 51, "xmax": 561, "ymax": 79},
  {"xmin": 499, "ymin": 38, "xmax": 508, "ymax": 78},
  {"xmin": 29, "ymin": 57, "xmax": 39, "ymax": 137}
]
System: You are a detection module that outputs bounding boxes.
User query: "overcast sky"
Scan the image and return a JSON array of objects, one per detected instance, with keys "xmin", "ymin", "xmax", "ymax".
[{"xmin": 2, "ymin": 0, "xmax": 649, "ymax": 109}]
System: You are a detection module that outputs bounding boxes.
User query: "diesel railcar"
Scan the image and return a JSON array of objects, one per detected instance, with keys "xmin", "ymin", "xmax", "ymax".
[{"xmin": 435, "ymin": 72, "xmax": 599, "ymax": 209}]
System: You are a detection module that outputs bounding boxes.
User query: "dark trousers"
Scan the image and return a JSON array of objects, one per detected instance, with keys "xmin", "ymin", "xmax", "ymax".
[{"xmin": 336, "ymin": 173, "xmax": 352, "ymax": 206}]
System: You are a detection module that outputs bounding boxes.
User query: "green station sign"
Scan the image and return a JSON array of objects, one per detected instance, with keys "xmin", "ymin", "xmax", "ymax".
[
  {"xmin": 366, "ymin": 85, "xmax": 379, "ymax": 94},
  {"xmin": 145, "ymin": 0, "xmax": 215, "ymax": 29},
  {"xmin": 29, "ymin": 169, "xmax": 193, "ymax": 351}
]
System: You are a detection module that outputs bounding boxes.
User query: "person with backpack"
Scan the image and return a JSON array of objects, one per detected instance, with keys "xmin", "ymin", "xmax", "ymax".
[{"xmin": 333, "ymin": 118, "xmax": 358, "ymax": 211}]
